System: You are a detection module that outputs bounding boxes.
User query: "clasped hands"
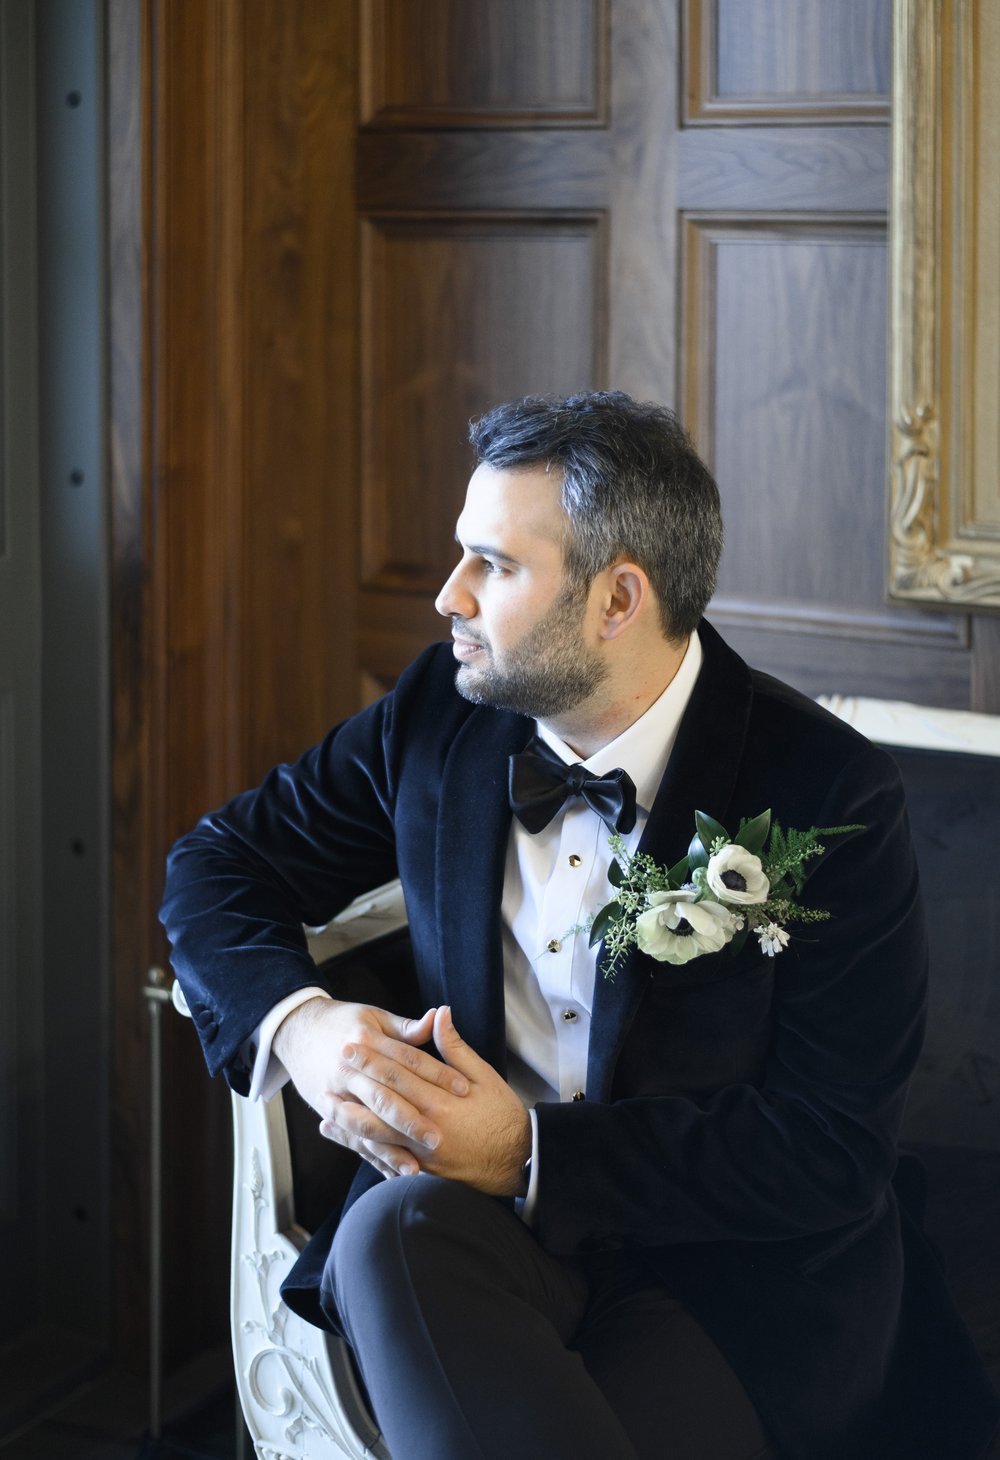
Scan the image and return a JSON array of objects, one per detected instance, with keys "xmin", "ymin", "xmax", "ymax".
[{"xmin": 273, "ymin": 997, "xmax": 532, "ymax": 1198}]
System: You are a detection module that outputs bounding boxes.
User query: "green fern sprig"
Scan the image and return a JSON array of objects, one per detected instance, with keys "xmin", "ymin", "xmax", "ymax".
[
  {"xmin": 753, "ymin": 898, "xmax": 830, "ymax": 928},
  {"xmin": 764, "ymin": 821, "xmax": 864, "ymax": 896}
]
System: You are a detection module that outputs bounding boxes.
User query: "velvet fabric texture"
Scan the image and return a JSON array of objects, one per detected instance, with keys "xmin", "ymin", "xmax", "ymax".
[{"xmin": 160, "ymin": 620, "xmax": 999, "ymax": 1459}]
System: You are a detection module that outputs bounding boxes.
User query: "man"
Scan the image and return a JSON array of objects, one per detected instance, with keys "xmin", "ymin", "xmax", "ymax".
[{"xmin": 161, "ymin": 392, "xmax": 997, "ymax": 1460}]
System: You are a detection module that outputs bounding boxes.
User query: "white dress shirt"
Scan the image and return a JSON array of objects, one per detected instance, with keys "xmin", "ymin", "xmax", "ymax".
[
  {"xmin": 246, "ymin": 632, "xmax": 704, "ymax": 1198},
  {"xmin": 502, "ymin": 630, "xmax": 702, "ymax": 1110}
]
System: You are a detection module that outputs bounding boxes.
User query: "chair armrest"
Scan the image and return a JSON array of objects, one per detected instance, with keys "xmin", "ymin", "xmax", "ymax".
[
  {"xmin": 231, "ymin": 1056, "xmax": 390, "ymax": 1458},
  {"xmin": 229, "ymin": 880, "xmax": 410, "ymax": 1459}
]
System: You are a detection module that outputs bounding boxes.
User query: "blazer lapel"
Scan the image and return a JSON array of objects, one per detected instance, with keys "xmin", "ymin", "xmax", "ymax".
[
  {"xmin": 587, "ymin": 621, "xmax": 756, "ymax": 1100},
  {"xmin": 434, "ymin": 703, "xmax": 534, "ymax": 1074}
]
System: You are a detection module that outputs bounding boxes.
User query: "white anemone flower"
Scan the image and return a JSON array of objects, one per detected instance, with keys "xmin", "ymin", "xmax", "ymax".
[
  {"xmin": 757, "ymin": 922, "xmax": 791, "ymax": 957},
  {"xmin": 706, "ymin": 844, "xmax": 769, "ymax": 905},
  {"xmin": 636, "ymin": 888, "xmax": 743, "ymax": 966}
]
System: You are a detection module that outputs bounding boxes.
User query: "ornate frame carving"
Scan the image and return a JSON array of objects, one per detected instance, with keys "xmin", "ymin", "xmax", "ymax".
[
  {"xmin": 889, "ymin": 0, "xmax": 1000, "ymax": 609},
  {"xmin": 231, "ymin": 1093, "xmax": 390, "ymax": 1460}
]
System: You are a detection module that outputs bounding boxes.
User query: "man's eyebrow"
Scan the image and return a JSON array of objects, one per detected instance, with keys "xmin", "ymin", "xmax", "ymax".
[{"xmin": 455, "ymin": 535, "xmax": 521, "ymax": 567}]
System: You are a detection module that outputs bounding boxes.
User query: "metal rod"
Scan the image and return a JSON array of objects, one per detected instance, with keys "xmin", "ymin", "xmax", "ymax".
[
  {"xmin": 145, "ymin": 969, "xmax": 171, "ymax": 1443},
  {"xmin": 236, "ymin": 1393, "xmax": 250, "ymax": 1460}
]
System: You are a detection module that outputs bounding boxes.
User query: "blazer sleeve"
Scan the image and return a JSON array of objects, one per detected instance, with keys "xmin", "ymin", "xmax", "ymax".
[
  {"xmin": 159, "ymin": 649, "xmax": 441, "ymax": 1085},
  {"xmin": 531, "ymin": 742, "xmax": 929, "ymax": 1257}
]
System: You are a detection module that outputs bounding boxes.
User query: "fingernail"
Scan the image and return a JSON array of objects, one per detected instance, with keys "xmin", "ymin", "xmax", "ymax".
[
  {"xmin": 400, "ymin": 1161, "xmax": 418, "ymax": 1176},
  {"xmin": 342, "ymin": 1044, "xmax": 355, "ymax": 1060},
  {"xmin": 422, "ymin": 1132, "xmax": 440, "ymax": 1150},
  {"xmin": 452, "ymin": 1077, "xmax": 469, "ymax": 1095}
]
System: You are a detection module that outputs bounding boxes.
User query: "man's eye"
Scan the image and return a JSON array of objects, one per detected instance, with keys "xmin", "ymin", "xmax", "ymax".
[{"xmin": 481, "ymin": 558, "xmax": 506, "ymax": 576}]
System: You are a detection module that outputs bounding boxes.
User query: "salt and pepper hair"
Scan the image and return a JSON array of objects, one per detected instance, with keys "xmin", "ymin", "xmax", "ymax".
[{"xmin": 468, "ymin": 390, "xmax": 724, "ymax": 642}]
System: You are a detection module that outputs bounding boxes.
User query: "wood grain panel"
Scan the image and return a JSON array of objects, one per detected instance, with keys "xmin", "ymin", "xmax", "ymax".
[
  {"xmin": 971, "ymin": 617, "xmax": 1000, "ymax": 714},
  {"xmin": 111, "ymin": 0, "xmax": 360, "ymax": 1372},
  {"xmin": 606, "ymin": 0, "xmax": 679, "ymax": 402},
  {"xmin": 361, "ymin": 213, "xmax": 607, "ymax": 592},
  {"xmin": 360, "ymin": 669, "xmax": 396, "ymax": 706},
  {"xmin": 685, "ymin": 0, "xmax": 890, "ymax": 125},
  {"xmin": 677, "ymin": 127, "xmax": 889, "ymax": 212},
  {"xmin": 361, "ymin": 0, "xmax": 609, "ymax": 128},
  {"xmin": 708, "ymin": 598, "xmax": 966, "ymax": 649},
  {"xmin": 682, "ymin": 214, "xmax": 965, "ymax": 654},
  {"xmin": 240, "ymin": 0, "xmax": 361, "ymax": 783},
  {"xmin": 717, "ymin": 619, "xmax": 973, "ymax": 708},
  {"xmin": 359, "ymin": 132, "xmax": 609, "ymax": 212},
  {"xmin": 146, "ymin": 0, "xmax": 239, "ymax": 1370},
  {"xmin": 359, "ymin": 587, "xmax": 446, "ymax": 694}
]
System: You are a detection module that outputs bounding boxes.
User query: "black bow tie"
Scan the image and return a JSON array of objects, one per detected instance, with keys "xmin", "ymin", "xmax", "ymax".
[{"xmin": 508, "ymin": 735, "xmax": 637, "ymax": 835}]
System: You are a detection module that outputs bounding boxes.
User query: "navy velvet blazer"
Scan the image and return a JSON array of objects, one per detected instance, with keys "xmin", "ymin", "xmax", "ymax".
[{"xmin": 161, "ymin": 620, "xmax": 998, "ymax": 1460}]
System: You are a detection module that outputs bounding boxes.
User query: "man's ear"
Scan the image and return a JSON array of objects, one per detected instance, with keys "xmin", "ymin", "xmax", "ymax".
[{"xmin": 598, "ymin": 561, "xmax": 650, "ymax": 640}]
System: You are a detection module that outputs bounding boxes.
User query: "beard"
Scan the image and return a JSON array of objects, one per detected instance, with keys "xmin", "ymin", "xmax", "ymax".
[{"xmin": 451, "ymin": 586, "xmax": 608, "ymax": 719}]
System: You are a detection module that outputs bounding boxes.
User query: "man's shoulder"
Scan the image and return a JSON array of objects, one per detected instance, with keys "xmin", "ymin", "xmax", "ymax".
[
  {"xmin": 743, "ymin": 663, "xmax": 903, "ymax": 814},
  {"xmin": 749, "ymin": 665, "xmax": 868, "ymax": 746},
  {"xmin": 699, "ymin": 620, "xmax": 899, "ymax": 791}
]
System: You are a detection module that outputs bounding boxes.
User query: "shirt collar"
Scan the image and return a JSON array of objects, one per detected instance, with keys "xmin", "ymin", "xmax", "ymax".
[{"xmin": 534, "ymin": 630, "xmax": 703, "ymax": 815}]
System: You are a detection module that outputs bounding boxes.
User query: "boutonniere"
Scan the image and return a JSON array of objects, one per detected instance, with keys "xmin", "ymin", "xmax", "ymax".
[{"xmin": 589, "ymin": 809, "xmax": 863, "ymax": 978}]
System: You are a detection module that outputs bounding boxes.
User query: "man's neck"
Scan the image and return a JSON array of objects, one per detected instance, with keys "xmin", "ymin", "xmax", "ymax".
[{"xmin": 539, "ymin": 636, "xmax": 689, "ymax": 759}]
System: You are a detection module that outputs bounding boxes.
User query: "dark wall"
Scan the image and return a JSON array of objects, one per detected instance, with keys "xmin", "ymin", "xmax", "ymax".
[{"xmin": 894, "ymin": 746, "xmax": 1000, "ymax": 1387}]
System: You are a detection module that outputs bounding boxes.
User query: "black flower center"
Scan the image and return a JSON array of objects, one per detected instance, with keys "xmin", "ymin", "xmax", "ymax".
[
  {"xmin": 674, "ymin": 918, "xmax": 694, "ymax": 936},
  {"xmin": 721, "ymin": 870, "xmax": 747, "ymax": 892}
]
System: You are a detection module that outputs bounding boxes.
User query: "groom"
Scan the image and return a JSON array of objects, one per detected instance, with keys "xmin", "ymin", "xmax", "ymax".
[{"xmin": 161, "ymin": 392, "xmax": 997, "ymax": 1460}]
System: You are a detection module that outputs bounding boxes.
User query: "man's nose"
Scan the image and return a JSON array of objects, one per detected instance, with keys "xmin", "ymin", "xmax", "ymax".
[{"xmin": 434, "ymin": 562, "xmax": 475, "ymax": 620}]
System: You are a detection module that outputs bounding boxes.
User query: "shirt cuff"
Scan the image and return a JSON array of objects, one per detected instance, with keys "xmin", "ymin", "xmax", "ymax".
[
  {"xmin": 515, "ymin": 1108, "xmax": 540, "ymax": 1225},
  {"xmin": 245, "ymin": 986, "xmax": 332, "ymax": 1102}
]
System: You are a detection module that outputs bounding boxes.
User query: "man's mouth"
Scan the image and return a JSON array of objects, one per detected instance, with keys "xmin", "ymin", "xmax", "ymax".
[
  {"xmin": 451, "ymin": 621, "xmax": 488, "ymax": 659},
  {"xmin": 451, "ymin": 635, "xmax": 486, "ymax": 660}
]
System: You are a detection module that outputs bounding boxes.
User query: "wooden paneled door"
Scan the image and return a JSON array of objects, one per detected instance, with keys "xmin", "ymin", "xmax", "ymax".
[
  {"xmin": 112, "ymin": 0, "xmax": 999, "ymax": 1371},
  {"xmin": 354, "ymin": 0, "xmax": 993, "ymax": 707}
]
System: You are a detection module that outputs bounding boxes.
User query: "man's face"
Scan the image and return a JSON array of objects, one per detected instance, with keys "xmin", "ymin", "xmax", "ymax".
[{"xmin": 434, "ymin": 462, "xmax": 608, "ymax": 719}]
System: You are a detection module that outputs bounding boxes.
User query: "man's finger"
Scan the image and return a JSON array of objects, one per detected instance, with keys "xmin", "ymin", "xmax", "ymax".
[
  {"xmin": 318, "ymin": 1118, "xmax": 418, "ymax": 1178},
  {"xmin": 330, "ymin": 1072, "xmax": 441, "ymax": 1150},
  {"xmin": 361, "ymin": 1028, "xmax": 471, "ymax": 1096},
  {"xmin": 319, "ymin": 1091, "xmax": 406, "ymax": 1148},
  {"xmin": 342, "ymin": 1038, "xmax": 469, "ymax": 1104},
  {"xmin": 432, "ymin": 1005, "xmax": 487, "ymax": 1080},
  {"xmin": 379, "ymin": 1006, "xmax": 437, "ymax": 1046},
  {"xmin": 360, "ymin": 1137, "xmax": 420, "ymax": 1178}
]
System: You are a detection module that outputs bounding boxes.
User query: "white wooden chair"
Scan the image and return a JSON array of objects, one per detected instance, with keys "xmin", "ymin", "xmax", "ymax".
[{"xmin": 176, "ymin": 882, "xmax": 408, "ymax": 1459}]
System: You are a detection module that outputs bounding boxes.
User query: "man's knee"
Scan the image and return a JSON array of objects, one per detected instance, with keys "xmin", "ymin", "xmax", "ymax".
[
  {"xmin": 334, "ymin": 1173, "xmax": 475, "ymax": 1262},
  {"xmin": 324, "ymin": 1175, "xmax": 481, "ymax": 1319},
  {"xmin": 323, "ymin": 1172, "xmax": 555, "ymax": 1340}
]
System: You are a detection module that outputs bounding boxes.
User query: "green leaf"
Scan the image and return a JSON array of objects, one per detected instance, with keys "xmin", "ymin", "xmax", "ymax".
[
  {"xmin": 666, "ymin": 854, "xmax": 691, "ymax": 888},
  {"xmin": 687, "ymin": 832, "xmax": 709, "ymax": 870},
  {"xmin": 735, "ymin": 809, "xmax": 771, "ymax": 854},
  {"xmin": 588, "ymin": 902, "xmax": 621, "ymax": 947},
  {"xmin": 695, "ymin": 810, "xmax": 729, "ymax": 853},
  {"xmin": 608, "ymin": 857, "xmax": 624, "ymax": 888}
]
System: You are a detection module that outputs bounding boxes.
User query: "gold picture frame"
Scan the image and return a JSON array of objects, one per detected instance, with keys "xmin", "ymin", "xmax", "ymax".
[{"xmin": 889, "ymin": 0, "xmax": 1000, "ymax": 609}]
